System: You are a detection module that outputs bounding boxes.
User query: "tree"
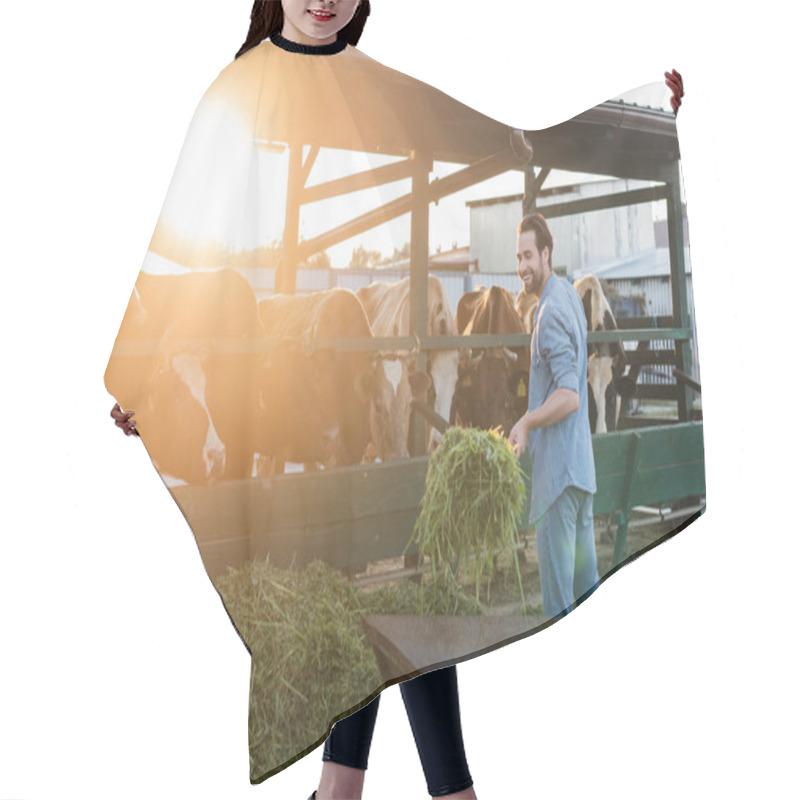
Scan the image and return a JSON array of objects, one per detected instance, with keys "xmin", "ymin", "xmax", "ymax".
[
  {"xmin": 377, "ymin": 241, "xmax": 411, "ymax": 267},
  {"xmin": 349, "ymin": 244, "xmax": 383, "ymax": 270},
  {"xmin": 306, "ymin": 250, "xmax": 331, "ymax": 270}
]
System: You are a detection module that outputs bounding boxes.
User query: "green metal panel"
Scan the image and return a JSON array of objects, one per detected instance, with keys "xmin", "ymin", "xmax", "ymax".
[
  {"xmin": 176, "ymin": 424, "xmax": 704, "ymax": 578},
  {"xmin": 115, "ymin": 328, "xmax": 691, "ymax": 359},
  {"xmin": 632, "ymin": 423, "xmax": 704, "ymax": 469},
  {"xmin": 174, "ymin": 458, "xmax": 429, "ymax": 576},
  {"xmin": 592, "ymin": 423, "xmax": 704, "ymax": 515}
]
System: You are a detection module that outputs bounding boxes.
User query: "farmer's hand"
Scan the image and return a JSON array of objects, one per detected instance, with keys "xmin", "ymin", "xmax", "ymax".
[
  {"xmin": 111, "ymin": 402, "xmax": 139, "ymax": 436},
  {"xmin": 508, "ymin": 414, "xmax": 531, "ymax": 460},
  {"xmin": 665, "ymin": 69, "xmax": 683, "ymax": 115}
]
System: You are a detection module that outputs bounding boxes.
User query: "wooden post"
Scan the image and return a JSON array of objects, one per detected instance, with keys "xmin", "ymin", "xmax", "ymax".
[
  {"xmin": 666, "ymin": 163, "xmax": 692, "ymax": 421},
  {"xmin": 276, "ymin": 142, "xmax": 303, "ymax": 295},
  {"xmin": 409, "ymin": 150, "xmax": 432, "ymax": 458},
  {"xmin": 523, "ymin": 166, "xmax": 537, "ymax": 216},
  {"xmin": 522, "ymin": 166, "xmax": 550, "ymax": 216}
]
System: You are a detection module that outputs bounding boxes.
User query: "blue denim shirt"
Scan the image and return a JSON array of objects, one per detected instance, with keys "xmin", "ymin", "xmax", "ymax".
[{"xmin": 527, "ymin": 275, "xmax": 596, "ymax": 523}]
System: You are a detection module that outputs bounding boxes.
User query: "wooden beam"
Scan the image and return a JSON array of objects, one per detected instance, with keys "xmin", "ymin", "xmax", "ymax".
[
  {"xmin": 300, "ymin": 145, "xmax": 320, "ymax": 190},
  {"xmin": 624, "ymin": 349, "xmax": 676, "ymax": 367},
  {"xmin": 617, "ymin": 315, "xmax": 675, "ymax": 329},
  {"xmin": 297, "ymin": 152, "xmax": 519, "ymax": 260},
  {"xmin": 537, "ymin": 184, "xmax": 669, "ymax": 220},
  {"xmin": 301, "ymin": 157, "xmax": 413, "ymax": 205},
  {"xmin": 430, "ymin": 152, "xmax": 521, "ymax": 202},
  {"xmin": 522, "ymin": 166, "xmax": 551, "ymax": 216},
  {"xmin": 673, "ymin": 368, "xmax": 701, "ymax": 394},
  {"xmin": 298, "ymin": 191, "xmax": 413, "ymax": 261}
]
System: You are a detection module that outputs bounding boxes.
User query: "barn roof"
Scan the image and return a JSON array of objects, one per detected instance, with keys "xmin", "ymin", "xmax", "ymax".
[
  {"xmin": 235, "ymin": 43, "xmax": 679, "ymax": 182},
  {"xmin": 526, "ymin": 101, "xmax": 679, "ymax": 182}
]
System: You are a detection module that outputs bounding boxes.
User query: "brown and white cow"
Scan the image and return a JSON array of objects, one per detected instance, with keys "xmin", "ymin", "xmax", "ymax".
[
  {"xmin": 257, "ymin": 288, "xmax": 394, "ymax": 470},
  {"xmin": 572, "ymin": 275, "xmax": 633, "ymax": 434},
  {"xmin": 516, "ymin": 276, "xmax": 634, "ymax": 434},
  {"xmin": 105, "ymin": 268, "xmax": 264, "ymax": 485},
  {"xmin": 514, "ymin": 287, "xmax": 538, "ymax": 336},
  {"xmin": 451, "ymin": 285, "xmax": 531, "ymax": 437},
  {"xmin": 357, "ymin": 275, "xmax": 459, "ymax": 456}
]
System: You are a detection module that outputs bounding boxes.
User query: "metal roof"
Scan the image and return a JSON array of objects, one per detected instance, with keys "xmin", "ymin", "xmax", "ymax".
[
  {"xmin": 229, "ymin": 43, "xmax": 679, "ymax": 181},
  {"xmin": 526, "ymin": 101, "xmax": 679, "ymax": 181}
]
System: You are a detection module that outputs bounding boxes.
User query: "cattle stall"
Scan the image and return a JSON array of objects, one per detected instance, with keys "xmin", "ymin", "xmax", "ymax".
[
  {"xmin": 174, "ymin": 422, "xmax": 704, "ymax": 579},
  {"xmin": 240, "ymin": 96, "xmax": 697, "ymax": 429},
  {"xmin": 145, "ymin": 55, "xmax": 704, "ymax": 590}
]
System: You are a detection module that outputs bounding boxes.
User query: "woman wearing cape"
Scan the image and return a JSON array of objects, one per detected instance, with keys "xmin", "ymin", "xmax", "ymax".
[{"xmin": 107, "ymin": 1, "xmax": 690, "ymax": 795}]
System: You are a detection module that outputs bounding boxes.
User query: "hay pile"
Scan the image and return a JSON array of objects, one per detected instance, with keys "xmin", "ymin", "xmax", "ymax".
[
  {"xmin": 215, "ymin": 558, "xmax": 482, "ymax": 779},
  {"xmin": 410, "ymin": 426, "xmax": 527, "ymax": 602}
]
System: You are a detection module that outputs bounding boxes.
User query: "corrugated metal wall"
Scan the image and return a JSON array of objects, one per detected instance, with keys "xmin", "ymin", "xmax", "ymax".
[
  {"xmin": 468, "ymin": 200, "xmax": 523, "ymax": 274},
  {"xmin": 467, "ymin": 179, "xmax": 658, "ymax": 275},
  {"xmin": 537, "ymin": 179, "xmax": 657, "ymax": 273}
]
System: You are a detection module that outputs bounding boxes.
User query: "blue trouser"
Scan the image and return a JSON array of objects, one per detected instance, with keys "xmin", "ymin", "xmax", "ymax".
[
  {"xmin": 536, "ymin": 486, "xmax": 599, "ymax": 618},
  {"xmin": 323, "ymin": 666, "xmax": 473, "ymax": 797}
]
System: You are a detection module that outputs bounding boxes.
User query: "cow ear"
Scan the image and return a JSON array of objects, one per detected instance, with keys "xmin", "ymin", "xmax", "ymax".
[
  {"xmin": 409, "ymin": 370, "xmax": 432, "ymax": 399},
  {"xmin": 581, "ymin": 290, "xmax": 593, "ymax": 326}
]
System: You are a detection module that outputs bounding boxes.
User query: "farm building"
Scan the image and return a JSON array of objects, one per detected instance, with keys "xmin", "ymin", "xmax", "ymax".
[
  {"xmin": 463, "ymin": 181, "xmax": 699, "ymax": 400},
  {"xmin": 466, "ymin": 177, "xmax": 659, "ymax": 276}
]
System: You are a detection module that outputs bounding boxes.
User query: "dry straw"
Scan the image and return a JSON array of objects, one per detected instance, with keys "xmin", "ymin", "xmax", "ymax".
[
  {"xmin": 409, "ymin": 426, "xmax": 527, "ymax": 603},
  {"xmin": 216, "ymin": 557, "xmax": 482, "ymax": 779}
]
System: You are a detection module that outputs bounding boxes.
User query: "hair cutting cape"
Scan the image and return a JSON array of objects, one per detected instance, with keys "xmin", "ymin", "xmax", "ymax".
[{"xmin": 105, "ymin": 37, "xmax": 704, "ymax": 783}]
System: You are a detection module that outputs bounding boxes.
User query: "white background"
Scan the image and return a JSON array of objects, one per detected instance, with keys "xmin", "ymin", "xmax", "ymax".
[{"xmin": 1, "ymin": 1, "xmax": 797, "ymax": 798}]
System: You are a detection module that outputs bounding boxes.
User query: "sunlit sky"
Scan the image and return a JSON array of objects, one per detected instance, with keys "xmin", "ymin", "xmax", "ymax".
[{"xmin": 156, "ymin": 81, "xmax": 672, "ymax": 270}]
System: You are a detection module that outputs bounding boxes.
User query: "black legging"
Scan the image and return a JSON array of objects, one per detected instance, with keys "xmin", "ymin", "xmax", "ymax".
[{"xmin": 323, "ymin": 665, "xmax": 473, "ymax": 797}]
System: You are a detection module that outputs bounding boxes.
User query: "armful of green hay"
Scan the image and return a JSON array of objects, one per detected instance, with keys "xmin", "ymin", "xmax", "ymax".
[{"xmin": 408, "ymin": 426, "xmax": 528, "ymax": 603}]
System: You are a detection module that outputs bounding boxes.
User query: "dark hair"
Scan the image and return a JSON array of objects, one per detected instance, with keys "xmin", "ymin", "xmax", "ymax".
[
  {"xmin": 517, "ymin": 213, "xmax": 553, "ymax": 269},
  {"xmin": 236, "ymin": 1, "xmax": 371, "ymax": 59}
]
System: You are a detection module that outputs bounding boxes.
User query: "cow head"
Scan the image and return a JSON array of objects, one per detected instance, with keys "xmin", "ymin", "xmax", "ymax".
[
  {"xmin": 426, "ymin": 348, "xmax": 459, "ymax": 450},
  {"xmin": 586, "ymin": 346, "xmax": 635, "ymax": 434},
  {"xmin": 358, "ymin": 356, "xmax": 431, "ymax": 461},
  {"xmin": 450, "ymin": 348, "xmax": 528, "ymax": 437},
  {"xmin": 255, "ymin": 343, "xmax": 348, "ymax": 469},
  {"xmin": 137, "ymin": 351, "xmax": 227, "ymax": 485},
  {"xmin": 112, "ymin": 279, "xmax": 231, "ymax": 486},
  {"xmin": 575, "ymin": 274, "xmax": 637, "ymax": 434},
  {"xmin": 585, "ymin": 316, "xmax": 631, "ymax": 433},
  {"xmin": 514, "ymin": 288, "xmax": 539, "ymax": 334},
  {"xmin": 357, "ymin": 357, "xmax": 406, "ymax": 461}
]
